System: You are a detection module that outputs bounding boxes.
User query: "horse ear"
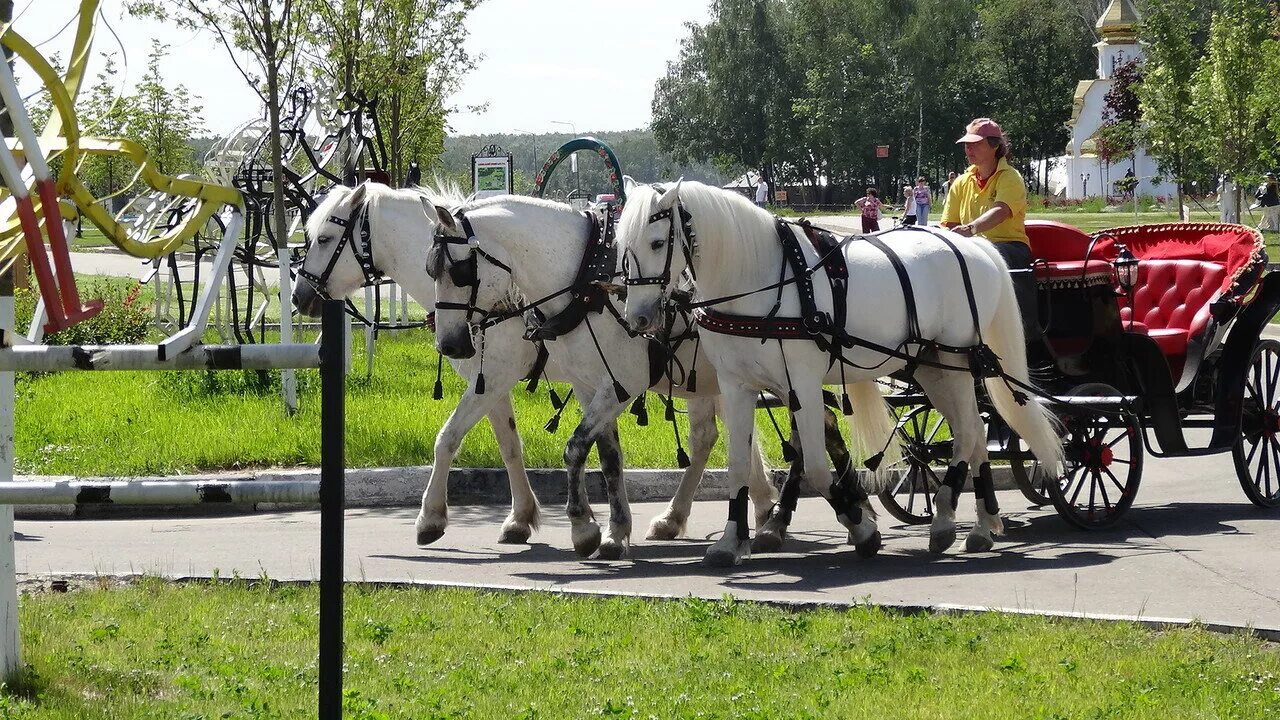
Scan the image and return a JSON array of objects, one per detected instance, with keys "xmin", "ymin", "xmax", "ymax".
[
  {"xmin": 434, "ymin": 204, "xmax": 456, "ymax": 231},
  {"xmin": 622, "ymin": 175, "xmax": 637, "ymax": 193},
  {"xmin": 349, "ymin": 182, "xmax": 367, "ymax": 207},
  {"xmin": 657, "ymin": 178, "xmax": 683, "ymax": 209}
]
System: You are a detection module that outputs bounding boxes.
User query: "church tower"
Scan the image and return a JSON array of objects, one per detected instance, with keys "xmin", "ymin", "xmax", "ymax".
[{"xmin": 1063, "ymin": 0, "xmax": 1175, "ymax": 200}]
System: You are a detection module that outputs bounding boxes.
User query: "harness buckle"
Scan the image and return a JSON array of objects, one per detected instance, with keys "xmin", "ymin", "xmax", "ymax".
[{"xmin": 803, "ymin": 310, "xmax": 830, "ymax": 335}]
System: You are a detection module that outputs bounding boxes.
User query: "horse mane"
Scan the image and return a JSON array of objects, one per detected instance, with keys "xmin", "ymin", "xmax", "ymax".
[{"xmin": 624, "ymin": 180, "xmax": 779, "ymax": 290}]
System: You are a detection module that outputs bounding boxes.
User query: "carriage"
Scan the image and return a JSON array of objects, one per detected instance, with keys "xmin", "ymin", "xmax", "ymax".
[{"xmin": 878, "ymin": 219, "xmax": 1280, "ymax": 529}]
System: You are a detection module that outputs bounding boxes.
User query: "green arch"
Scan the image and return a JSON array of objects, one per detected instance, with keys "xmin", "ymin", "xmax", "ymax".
[{"xmin": 532, "ymin": 136, "xmax": 625, "ymax": 206}]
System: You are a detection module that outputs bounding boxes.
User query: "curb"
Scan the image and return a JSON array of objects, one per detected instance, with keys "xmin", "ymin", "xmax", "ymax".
[{"xmin": 12, "ymin": 465, "xmax": 1020, "ymax": 519}]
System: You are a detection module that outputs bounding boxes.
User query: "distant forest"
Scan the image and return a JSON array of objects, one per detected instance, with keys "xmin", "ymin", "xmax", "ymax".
[{"xmin": 438, "ymin": 129, "xmax": 730, "ymax": 201}]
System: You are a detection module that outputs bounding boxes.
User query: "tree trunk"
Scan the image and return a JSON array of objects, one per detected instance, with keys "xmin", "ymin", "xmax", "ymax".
[{"xmin": 263, "ymin": 2, "xmax": 297, "ymax": 414}]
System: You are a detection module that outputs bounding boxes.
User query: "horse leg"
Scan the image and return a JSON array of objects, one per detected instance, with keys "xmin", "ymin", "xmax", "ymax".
[
  {"xmin": 562, "ymin": 382, "xmax": 629, "ymax": 558},
  {"xmin": 822, "ymin": 405, "xmax": 878, "ymax": 545},
  {"xmin": 753, "ymin": 415, "xmax": 803, "ymax": 553},
  {"xmin": 487, "ymin": 395, "xmax": 542, "ymax": 544},
  {"xmin": 704, "ymin": 384, "xmax": 759, "ymax": 567},
  {"xmin": 594, "ymin": 423, "xmax": 632, "ymax": 560},
  {"xmin": 792, "ymin": 386, "xmax": 881, "ymax": 558},
  {"xmin": 648, "ymin": 396, "xmax": 717, "ymax": 540},
  {"xmin": 415, "ymin": 386, "xmax": 500, "ymax": 545},
  {"xmin": 913, "ymin": 356, "xmax": 985, "ymax": 554}
]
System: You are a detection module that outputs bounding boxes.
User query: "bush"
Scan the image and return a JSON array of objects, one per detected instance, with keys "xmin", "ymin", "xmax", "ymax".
[{"xmin": 15, "ymin": 278, "xmax": 151, "ymax": 345}]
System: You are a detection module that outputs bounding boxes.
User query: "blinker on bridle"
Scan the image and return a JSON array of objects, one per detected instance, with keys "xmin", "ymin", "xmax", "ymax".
[{"xmin": 430, "ymin": 209, "xmax": 514, "ymax": 328}]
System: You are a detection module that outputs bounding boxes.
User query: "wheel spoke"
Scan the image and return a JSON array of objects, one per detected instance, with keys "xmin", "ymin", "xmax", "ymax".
[
  {"xmin": 1267, "ymin": 352, "xmax": 1280, "ymax": 399},
  {"xmin": 1102, "ymin": 465, "xmax": 1127, "ymax": 496},
  {"xmin": 1068, "ymin": 464, "xmax": 1088, "ymax": 505},
  {"xmin": 1096, "ymin": 469, "xmax": 1113, "ymax": 513}
]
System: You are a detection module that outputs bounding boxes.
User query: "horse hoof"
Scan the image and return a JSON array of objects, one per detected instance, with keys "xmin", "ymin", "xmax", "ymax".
[
  {"xmin": 416, "ymin": 527, "xmax": 445, "ymax": 546},
  {"xmin": 498, "ymin": 525, "xmax": 532, "ymax": 544},
  {"xmin": 572, "ymin": 524, "xmax": 602, "ymax": 558},
  {"xmin": 751, "ymin": 529, "xmax": 784, "ymax": 553},
  {"xmin": 854, "ymin": 531, "xmax": 883, "ymax": 559},
  {"xmin": 703, "ymin": 547, "xmax": 743, "ymax": 568},
  {"xmin": 646, "ymin": 515, "xmax": 686, "ymax": 541},
  {"xmin": 596, "ymin": 539, "xmax": 629, "ymax": 560},
  {"xmin": 965, "ymin": 533, "xmax": 994, "ymax": 553},
  {"xmin": 929, "ymin": 528, "xmax": 956, "ymax": 554}
]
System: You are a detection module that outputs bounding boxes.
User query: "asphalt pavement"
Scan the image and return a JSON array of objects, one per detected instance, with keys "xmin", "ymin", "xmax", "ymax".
[{"xmin": 16, "ymin": 443, "xmax": 1280, "ymax": 636}]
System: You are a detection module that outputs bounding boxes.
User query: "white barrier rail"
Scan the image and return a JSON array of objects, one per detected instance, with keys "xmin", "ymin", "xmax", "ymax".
[
  {"xmin": 0, "ymin": 480, "xmax": 319, "ymax": 506},
  {"xmin": 0, "ymin": 343, "xmax": 321, "ymax": 372}
]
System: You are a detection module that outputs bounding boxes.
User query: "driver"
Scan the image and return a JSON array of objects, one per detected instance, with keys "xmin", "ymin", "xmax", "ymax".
[{"xmin": 940, "ymin": 118, "xmax": 1040, "ymax": 346}]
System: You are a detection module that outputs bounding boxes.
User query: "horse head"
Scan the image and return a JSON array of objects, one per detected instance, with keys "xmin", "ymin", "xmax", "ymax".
[
  {"xmin": 293, "ymin": 182, "xmax": 372, "ymax": 317},
  {"xmin": 616, "ymin": 179, "xmax": 685, "ymax": 333},
  {"xmin": 426, "ymin": 202, "xmax": 518, "ymax": 360}
]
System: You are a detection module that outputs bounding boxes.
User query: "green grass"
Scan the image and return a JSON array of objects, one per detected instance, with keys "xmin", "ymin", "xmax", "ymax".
[
  {"xmin": 69, "ymin": 226, "xmax": 115, "ymax": 251},
  {"xmin": 14, "ymin": 322, "xmax": 806, "ymax": 476},
  {"xmin": 6, "ymin": 579, "xmax": 1279, "ymax": 718}
]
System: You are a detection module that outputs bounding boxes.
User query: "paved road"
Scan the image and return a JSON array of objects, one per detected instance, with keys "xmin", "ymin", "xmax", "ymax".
[{"xmin": 16, "ymin": 444, "xmax": 1280, "ymax": 634}]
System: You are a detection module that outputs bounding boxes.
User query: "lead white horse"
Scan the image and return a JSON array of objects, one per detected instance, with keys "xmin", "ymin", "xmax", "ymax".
[
  {"xmin": 293, "ymin": 181, "xmax": 547, "ymax": 546},
  {"xmin": 616, "ymin": 180, "xmax": 1064, "ymax": 566}
]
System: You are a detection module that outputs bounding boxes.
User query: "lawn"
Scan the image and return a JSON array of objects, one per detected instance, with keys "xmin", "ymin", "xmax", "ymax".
[
  {"xmin": 5, "ymin": 579, "xmax": 1278, "ymax": 718},
  {"xmin": 14, "ymin": 277, "xmax": 802, "ymax": 476}
]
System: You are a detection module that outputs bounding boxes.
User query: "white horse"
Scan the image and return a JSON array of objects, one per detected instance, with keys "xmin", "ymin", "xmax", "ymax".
[
  {"xmin": 616, "ymin": 180, "xmax": 1064, "ymax": 566},
  {"xmin": 293, "ymin": 180, "xmax": 545, "ymax": 546},
  {"xmin": 427, "ymin": 193, "xmax": 784, "ymax": 559}
]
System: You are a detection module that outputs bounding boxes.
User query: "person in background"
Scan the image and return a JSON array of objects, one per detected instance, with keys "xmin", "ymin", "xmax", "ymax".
[
  {"xmin": 902, "ymin": 185, "xmax": 916, "ymax": 226},
  {"xmin": 1219, "ymin": 173, "xmax": 1239, "ymax": 224},
  {"xmin": 854, "ymin": 187, "xmax": 882, "ymax": 234},
  {"xmin": 940, "ymin": 117, "xmax": 1039, "ymax": 344},
  {"xmin": 1254, "ymin": 172, "xmax": 1280, "ymax": 232},
  {"xmin": 913, "ymin": 176, "xmax": 932, "ymax": 226},
  {"xmin": 755, "ymin": 174, "xmax": 770, "ymax": 208},
  {"xmin": 940, "ymin": 171, "xmax": 958, "ymax": 204}
]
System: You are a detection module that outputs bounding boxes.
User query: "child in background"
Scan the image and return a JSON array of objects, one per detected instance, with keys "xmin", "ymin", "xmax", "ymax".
[
  {"xmin": 902, "ymin": 186, "xmax": 916, "ymax": 226},
  {"xmin": 854, "ymin": 187, "xmax": 882, "ymax": 233}
]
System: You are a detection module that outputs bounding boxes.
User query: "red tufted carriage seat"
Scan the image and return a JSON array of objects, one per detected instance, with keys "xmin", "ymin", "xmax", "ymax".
[
  {"xmin": 1117, "ymin": 260, "xmax": 1227, "ymax": 376},
  {"xmin": 1024, "ymin": 220, "xmax": 1265, "ymax": 381}
]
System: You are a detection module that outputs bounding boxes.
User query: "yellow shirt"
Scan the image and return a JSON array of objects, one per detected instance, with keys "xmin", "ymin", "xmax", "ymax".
[{"xmin": 940, "ymin": 158, "xmax": 1029, "ymax": 245}]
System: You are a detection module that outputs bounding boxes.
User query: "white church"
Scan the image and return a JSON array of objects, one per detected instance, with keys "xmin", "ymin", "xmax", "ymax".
[{"xmin": 1061, "ymin": 0, "xmax": 1178, "ymax": 200}]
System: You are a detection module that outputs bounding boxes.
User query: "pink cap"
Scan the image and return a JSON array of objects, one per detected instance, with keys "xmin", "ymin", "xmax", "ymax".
[{"xmin": 956, "ymin": 118, "xmax": 1003, "ymax": 144}]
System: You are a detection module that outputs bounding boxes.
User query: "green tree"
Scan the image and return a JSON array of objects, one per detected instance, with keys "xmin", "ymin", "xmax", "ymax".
[
  {"xmin": 127, "ymin": 42, "xmax": 205, "ymax": 176},
  {"xmin": 77, "ymin": 54, "xmax": 137, "ymax": 210},
  {"xmin": 651, "ymin": 0, "xmax": 792, "ymax": 193},
  {"xmin": 977, "ymin": 0, "xmax": 1095, "ymax": 193},
  {"xmin": 1137, "ymin": 0, "xmax": 1210, "ymax": 217},
  {"xmin": 1190, "ymin": 0, "xmax": 1273, "ymax": 216}
]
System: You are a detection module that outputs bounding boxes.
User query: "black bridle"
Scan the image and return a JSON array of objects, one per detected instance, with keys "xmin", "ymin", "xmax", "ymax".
[
  {"xmin": 430, "ymin": 209, "xmax": 514, "ymax": 328},
  {"xmin": 296, "ymin": 199, "xmax": 382, "ymax": 298},
  {"xmin": 621, "ymin": 201, "xmax": 697, "ymax": 296}
]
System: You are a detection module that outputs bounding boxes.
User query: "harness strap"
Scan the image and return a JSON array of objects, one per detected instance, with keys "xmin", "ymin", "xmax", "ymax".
[{"xmin": 861, "ymin": 234, "xmax": 922, "ymax": 341}]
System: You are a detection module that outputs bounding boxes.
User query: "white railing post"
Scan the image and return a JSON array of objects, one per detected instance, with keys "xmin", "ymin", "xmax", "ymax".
[{"xmin": 0, "ymin": 268, "xmax": 21, "ymax": 682}]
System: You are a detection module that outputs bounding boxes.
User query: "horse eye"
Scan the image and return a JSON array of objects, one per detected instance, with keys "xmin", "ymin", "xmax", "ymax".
[
  {"xmin": 650, "ymin": 238, "xmax": 665, "ymax": 251},
  {"xmin": 318, "ymin": 235, "xmax": 334, "ymax": 245}
]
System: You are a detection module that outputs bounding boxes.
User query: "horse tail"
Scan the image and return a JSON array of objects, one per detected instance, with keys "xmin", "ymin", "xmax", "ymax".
[
  {"xmin": 844, "ymin": 380, "xmax": 901, "ymax": 493},
  {"xmin": 978, "ymin": 247, "xmax": 1064, "ymax": 478}
]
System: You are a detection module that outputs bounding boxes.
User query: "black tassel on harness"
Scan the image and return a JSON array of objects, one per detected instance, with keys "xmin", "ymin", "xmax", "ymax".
[
  {"xmin": 432, "ymin": 353, "xmax": 444, "ymax": 400},
  {"xmin": 841, "ymin": 392, "xmax": 853, "ymax": 416},
  {"xmin": 781, "ymin": 441, "xmax": 797, "ymax": 463},
  {"xmin": 864, "ymin": 451, "xmax": 884, "ymax": 472},
  {"xmin": 544, "ymin": 412, "xmax": 560, "ymax": 434},
  {"xmin": 612, "ymin": 380, "xmax": 628, "ymax": 403},
  {"xmin": 676, "ymin": 446, "xmax": 691, "ymax": 469},
  {"xmin": 548, "ymin": 386, "xmax": 564, "ymax": 410},
  {"xmin": 686, "ymin": 368, "xmax": 698, "ymax": 393},
  {"xmin": 475, "ymin": 372, "xmax": 486, "ymax": 395},
  {"xmin": 788, "ymin": 389, "xmax": 801, "ymax": 412},
  {"xmin": 630, "ymin": 394, "xmax": 649, "ymax": 426}
]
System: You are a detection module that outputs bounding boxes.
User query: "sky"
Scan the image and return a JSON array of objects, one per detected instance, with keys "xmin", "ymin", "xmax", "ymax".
[{"xmin": 15, "ymin": 0, "xmax": 712, "ymax": 138}]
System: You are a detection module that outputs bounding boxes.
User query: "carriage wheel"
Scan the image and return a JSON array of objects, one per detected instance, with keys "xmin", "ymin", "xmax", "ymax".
[
  {"xmin": 877, "ymin": 403, "xmax": 949, "ymax": 525},
  {"xmin": 1232, "ymin": 338, "xmax": 1280, "ymax": 508},
  {"xmin": 1008, "ymin": 436, "xmax": 1054, "ymax": 507},
  {"xmin": 1046, "ymin": 383, "xmax": 1143, "ymax": 529}
]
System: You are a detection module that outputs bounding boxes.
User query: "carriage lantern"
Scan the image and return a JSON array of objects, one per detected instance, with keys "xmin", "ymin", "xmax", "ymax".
[{"xmin": 1114, "ymin": 243, "xmax": 1139, "ymax": 294}]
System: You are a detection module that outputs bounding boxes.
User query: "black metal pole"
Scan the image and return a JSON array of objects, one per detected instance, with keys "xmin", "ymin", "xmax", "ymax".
[{"xmin": 318, "ymin": 299, "xmax": 346, "ymax": 719}]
